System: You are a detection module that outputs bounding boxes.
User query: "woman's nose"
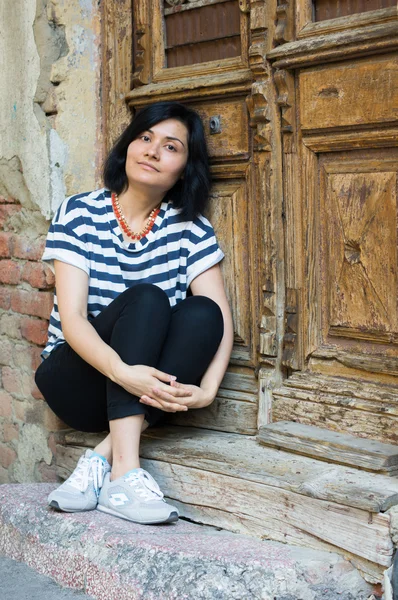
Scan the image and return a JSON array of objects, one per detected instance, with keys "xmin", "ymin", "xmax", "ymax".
[{"xmin": 145, "ymin": 143, "xmax": 159, "ymax": 158}]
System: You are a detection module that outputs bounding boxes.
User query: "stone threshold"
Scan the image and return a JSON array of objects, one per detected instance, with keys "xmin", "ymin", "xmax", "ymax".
[{"xmin": 0, "ymin": 483, "xmax": 376, "ymax": 600}]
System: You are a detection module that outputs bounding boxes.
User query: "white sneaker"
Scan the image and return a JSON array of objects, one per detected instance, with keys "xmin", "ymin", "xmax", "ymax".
[
  {"xmin": 48, "ymin": 449, "xmax": 111, "ymax": 512},
  {"xmin": 97, "ymin": 468, "xmax": 179, "ymax": 524}
]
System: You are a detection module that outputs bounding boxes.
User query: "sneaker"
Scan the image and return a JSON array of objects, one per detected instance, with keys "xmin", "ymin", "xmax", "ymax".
[
  {"xmin": 48, "ymin": 449, "xmax": 111, "ymax": 512},
  {"xmin": 97, "ymin": 468, "xmax": 179, "ymax": 525}
]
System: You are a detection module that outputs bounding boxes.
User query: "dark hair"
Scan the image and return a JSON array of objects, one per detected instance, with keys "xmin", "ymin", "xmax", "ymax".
[{"xmin": 103, "ymin": 101, "xmax": 211, "ymax": 220}]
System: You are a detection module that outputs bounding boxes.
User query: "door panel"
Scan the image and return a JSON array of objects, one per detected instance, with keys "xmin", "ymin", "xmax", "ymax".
[
  {"xmin": 323, "ymin": 159, "xmax": 397, "ymax": 343},
  {"xmin": 302, "ymin": 145, "xmax": 398, "ymax": 377},
  {"xmin": 207, "ymin": 180, "xmax": 252, "ymax": 359},
  {"xmin": 191, "ymin": 99, "xmax": 250, "ymax": 160},
  {"xmin": 300, "ymin": 55, "xmax": 398, "ymax": 130}
]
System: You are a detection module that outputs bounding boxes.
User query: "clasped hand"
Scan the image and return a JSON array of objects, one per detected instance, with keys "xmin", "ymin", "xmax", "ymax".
[{"xmin": 115, "ymin": 364, "xmax": 210, "ymax": 413}]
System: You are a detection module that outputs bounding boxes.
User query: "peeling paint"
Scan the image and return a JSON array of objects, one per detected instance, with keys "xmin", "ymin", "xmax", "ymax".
[
  {"xmin": 49, "ymin": 128, "xmax": 68, "ymax": 215},
  {"xmin": 0, "ymin": 0, "xmax": 101, "ymax": 218},
  {"xmin": 69, "ymin": 24, "xmax": 89, "ymax": 59},
  {"xmin": 0, "ymin": 0, "xmax": 51, "ymax": 209}
]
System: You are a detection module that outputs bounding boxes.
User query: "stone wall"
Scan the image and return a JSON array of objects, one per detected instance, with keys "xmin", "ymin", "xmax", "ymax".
[{"xmin": 0, "ymin": 0, "xmax": 103, "ymax": 483}]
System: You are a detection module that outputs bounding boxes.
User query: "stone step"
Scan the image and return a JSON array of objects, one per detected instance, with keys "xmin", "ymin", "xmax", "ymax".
[
  {"xmin": 257, "ymin": 421, "xmax": 398, "ymax": 475},
  {"xmin": 57, "ymin": 426, "xmax": 398, "ymax": 583},
  {"xmin": 0, "ymin": 483, "xmax": 376, "ymax": 600}
]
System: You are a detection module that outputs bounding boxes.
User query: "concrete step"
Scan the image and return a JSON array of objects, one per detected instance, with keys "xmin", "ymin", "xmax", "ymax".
[{"xmin": 0, "ymin": 483, "xmax": 377, "ymax": 600}]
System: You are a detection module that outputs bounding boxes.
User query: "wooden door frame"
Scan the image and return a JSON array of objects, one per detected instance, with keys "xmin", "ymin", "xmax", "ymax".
[{"xmin": 101, "ymin": 0, "xmax": 134, "ymax": 154}]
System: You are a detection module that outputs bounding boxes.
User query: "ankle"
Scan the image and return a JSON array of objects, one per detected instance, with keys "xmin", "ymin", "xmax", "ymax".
[
  {"xmin": 110, "ymin": 462, "xmax": 140, "ymax": 482},
  {"xmin": 91, "ymin": 451, "xmax": 111, "ymax": 465},
  {"xmin": 93, "ymin": 449, "xmax": 112, "ymax": 464}
]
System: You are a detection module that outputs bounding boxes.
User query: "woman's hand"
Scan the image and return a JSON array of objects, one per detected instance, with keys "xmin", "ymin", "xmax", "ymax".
[
  {"xmin": 140, "ymin": 380, "xmax": 214, "ymax": 412},
  {"xmin": 113, "ymin": 363, "xmax": 193, "ymax": 412}
]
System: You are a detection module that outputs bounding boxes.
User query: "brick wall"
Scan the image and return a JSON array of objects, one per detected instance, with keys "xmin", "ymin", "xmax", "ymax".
[{"xmin": 0, "ymin": 194, "xmax": 66, "ymax": 484}]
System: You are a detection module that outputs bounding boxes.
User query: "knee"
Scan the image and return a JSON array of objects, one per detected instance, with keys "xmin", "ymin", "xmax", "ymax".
[
  {"xmin": 122, "ymin": 284, "xmax": 170, "ymax": 312},
  {"xmin": 183, "ymin": 296, "xmax": 224, "ymax": 339}
]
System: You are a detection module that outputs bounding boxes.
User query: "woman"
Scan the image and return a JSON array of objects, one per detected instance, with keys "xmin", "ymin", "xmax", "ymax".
[{"xmin": 35, "ymin": 101, "xmax": 234, "ymax": 525}]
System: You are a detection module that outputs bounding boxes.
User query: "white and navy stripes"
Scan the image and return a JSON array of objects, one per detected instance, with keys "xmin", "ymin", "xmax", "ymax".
[{"xmin": 41, "ymin": 188, "xmax": 224, "ymax": 357}]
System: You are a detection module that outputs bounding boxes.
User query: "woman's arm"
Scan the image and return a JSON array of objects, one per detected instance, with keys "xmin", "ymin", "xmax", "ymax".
[
  {"xmin": 53, "ymin": 260, "xmax": 192, "ymax": 409},
  {"xmin": 54, "ymin": 259, "xmax": 121, "ymax": 379},
  {"xmin": 141, "ymin": 264, "xmax": 234, "ymax": 411},
  {"xmin": 189, "ymin": 263, "xmax": 234, "ymax": 406}
]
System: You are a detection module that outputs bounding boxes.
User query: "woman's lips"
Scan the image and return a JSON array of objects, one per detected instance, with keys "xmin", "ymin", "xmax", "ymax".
[{"xmin": 138, "ymin": 162, "xmax": 158, "ymax": 172}]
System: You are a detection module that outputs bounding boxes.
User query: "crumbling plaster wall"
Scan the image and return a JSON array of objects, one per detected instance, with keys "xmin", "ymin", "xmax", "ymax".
[
  {"xmin": 0, "ymin": 0, "xmax": 102, "ymax": 217},
  {"xmin": 0, "ymin": 0, "xmax": 103, "ymax": 483}
]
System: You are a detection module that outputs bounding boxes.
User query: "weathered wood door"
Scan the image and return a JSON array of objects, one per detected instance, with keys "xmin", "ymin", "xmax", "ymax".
[
  {"xmin": 103, "ymin": 0, "xmax": 397, "ymax": 442},
  {"xmin": 103, "ymin": 0, "xmax": 284, "ymax": 435},
  {"xmin": 268, "ymin": 1, "xmax": 398, "ymax": 442}
]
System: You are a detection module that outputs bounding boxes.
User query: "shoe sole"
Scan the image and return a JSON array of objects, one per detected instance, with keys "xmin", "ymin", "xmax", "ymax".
[
  {"xmin": 48, "ymin": 499, "xmax": 96, "ymax": 513},
  {"xmin": 96, "ymin": 504, "xmax": 179, "ymax": 525}
]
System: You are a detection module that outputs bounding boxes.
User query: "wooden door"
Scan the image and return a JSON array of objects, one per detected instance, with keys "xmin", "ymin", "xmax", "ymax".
[
  {"xmin": 102, "ymin": 0, "xmax": 286, "ymax": 435},
  {"xmin": 268, "ymin": 1, "xmax": 398, "ymax": 442}
]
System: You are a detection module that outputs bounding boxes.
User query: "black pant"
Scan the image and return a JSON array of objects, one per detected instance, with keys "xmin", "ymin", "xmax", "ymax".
[{"xmin": 35, "ymin": 284, "xmax": 224, "ymax": 433}]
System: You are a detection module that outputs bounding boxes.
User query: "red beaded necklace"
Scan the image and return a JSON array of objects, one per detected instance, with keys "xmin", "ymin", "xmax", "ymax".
[{"xmin": 111, "ymin": 192, "xmax": 161, "ymax": 241}]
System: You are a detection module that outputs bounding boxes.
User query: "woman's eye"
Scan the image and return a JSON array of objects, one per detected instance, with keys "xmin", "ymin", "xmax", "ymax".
[
  {"xmin": 141, "ymin": 135, "xmax": 150, "ymax": 141},
  {"xmin": 166, "ymin": 144, "xmax": 176, "ymax": 151}
]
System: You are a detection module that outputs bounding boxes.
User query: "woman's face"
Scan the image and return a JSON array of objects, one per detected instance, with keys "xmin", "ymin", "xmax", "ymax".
[{"xmin": 125, "ymin": 118, "xmax": 189, "ymax": 196}]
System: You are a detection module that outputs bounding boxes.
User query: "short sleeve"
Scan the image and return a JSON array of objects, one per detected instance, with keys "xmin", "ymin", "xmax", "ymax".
[
  {"xmin": 41, "ymin": 197, "xmax": 90, "ymax": 275},
  {"xmin": 186, "ymin": 215, "xmax": 224, "ymax": 287}
]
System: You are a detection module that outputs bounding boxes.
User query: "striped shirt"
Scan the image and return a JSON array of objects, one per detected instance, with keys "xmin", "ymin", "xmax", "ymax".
[{"xmin": 41, "ymin": 188, "xmax": 224, "ymax": 357}]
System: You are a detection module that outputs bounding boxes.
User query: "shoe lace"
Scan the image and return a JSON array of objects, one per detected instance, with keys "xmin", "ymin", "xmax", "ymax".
[
  {"xmin": 124, "ymin": 469, "xmax": 164, "ymax": 501},
  {"xmin": 67, "ymin": 455, "xmax": 106, "ymax": 498}
]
